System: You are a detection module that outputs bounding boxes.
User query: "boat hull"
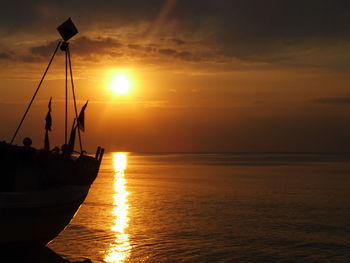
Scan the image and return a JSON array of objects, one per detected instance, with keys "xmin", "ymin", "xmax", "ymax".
[{"xmin": 0, "ymin": 185, "xmax": 90, "ymax": 247}]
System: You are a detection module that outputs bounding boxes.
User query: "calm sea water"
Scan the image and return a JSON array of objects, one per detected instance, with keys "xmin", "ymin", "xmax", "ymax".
[{"xmin": 49, "ymin": 152, "xmax": 350, "ymax": 262}]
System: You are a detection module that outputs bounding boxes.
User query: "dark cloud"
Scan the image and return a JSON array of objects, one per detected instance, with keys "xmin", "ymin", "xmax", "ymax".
[
  {"xmin": 30, "ymin": 36, "xmax": 122, "ymax": 59},
  {"xmin": 315, "ymin": 96, "xmax": 350, "ymax": 105},
  {"xmin": 158, "ymin": 48, "xmax": 198, "ymax": 61},
  {"xmin": 30, "ymin": 41, "xmax": 59, "ymax": 57},
  {"xmin": 2, "ymin": 1, "xmax": 350, "ymax": 40},
  {"xmin": 172, "ymin": 1, "xmax": 350, "ymax": 66},
  {"xmin": 24, "ymin": 37, "xmax": 198, "ymax": 63},
  {"xmin": 127, "ymin": 43, "xmax": 156, "ymax": 52},
  {"xmin": 20, "ymin": 55, "xmax": 43, "ymax": 63},
  {"xmin": 0, "ymin": 52, "xmax": 12, "ymax": 60},
  {"xmin": 171, "ymin": 38, "xmax": 186, "ymax": 45},
  {"xmin": 128, "ymin": 44, "xmax": 141, "ymax": 50},
  {"xmin": 127, "ymin": 44, "xmax": 198, "ymax": 61},
  {"xmin": 0, "ymin": 1, "xmax": 165, "ymax": 35},
  {"xmin": 159, "ymin": 48, "xmax": 177, "ymax": 55},
  {"xmin": 1, "ymin": 0, "xmax": 350, "ymax": 67},
  {"xmin": 177, "ymin": 51, "xmax": 191, "ymax": 58},
  {"xmin": 72, "ymin": 36, "xmax": 122, "ymax": 56}
]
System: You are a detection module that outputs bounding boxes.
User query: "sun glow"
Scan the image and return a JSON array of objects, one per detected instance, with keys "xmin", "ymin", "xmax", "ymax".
[
  {"xmin": 111, "ymin": 75, "xmax": 131, "ymax": 95},
  {"xmin": 104, "ymin": 152, "xmax": 131, "ymax": 263},
  {"xmin": 113, "ymin": 152, "xmax": 127, "ymax": 171}
]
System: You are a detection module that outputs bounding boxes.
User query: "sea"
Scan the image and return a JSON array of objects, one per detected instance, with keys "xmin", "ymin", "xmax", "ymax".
[{"xmin": 48, "ymin": 152, "xmax": 350, "ymax": 263}]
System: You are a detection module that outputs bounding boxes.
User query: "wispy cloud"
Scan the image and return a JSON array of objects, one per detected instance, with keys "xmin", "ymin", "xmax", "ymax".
[
  {"xmin": 30, "ymin": 36, "xmax": 122, "ymax": 58},
  {"xmin": 171, "ymin": 38, "xmax": 186, "ymax": 45},
  {"xmin": 0, "ymin": 52, "xmax": 12, "ymax": 60},
  {"xmin": 1, "ymin": 0, "xmax": 350, "ymax": 69},
  {"xmin": 314, "ymin": 96, "xmax": 350, "ymax": 105}
]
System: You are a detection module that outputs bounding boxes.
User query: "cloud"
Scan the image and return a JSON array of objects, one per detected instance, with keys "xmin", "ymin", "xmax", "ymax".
[
  {"xmin": 158, "ymin": 48, "xmax": 177, "ymax": 55},
  {"xmin": 127, "ymin": 44, "xmax": 199, "ymax": 62},
  {"xmin": 3, "ymin": 35, "xmax": 200, "ymax": 65},
  {"xmin": 158, "ymin": 48, "xmax": 198, "ymax": 61},
  {"xmin": 30, "ymin": 36, "xmax": 122, "ymax": 59},
  {"xmin": 127, "ymin": 43, "xmax": 157, "ymax": 52},
  {"xmin": 171, "ymin": 38, "xmax": 186, "ymax": 45},
  {"xmin": 314, "ymin": 96, "xmax": 350, "ymax": 105},
  {"xmin": 168, "ymin": 1, "xmax": 350, "ymax": 67},
  {"xmin": 127, "ymin": 44, "xmax": 142, "ymax": 50},
  {"xmin": 30, "ymin": 41, "xmax": 59, "ymax": 57},
  {"xmin": 1, "ymin": 0, "xmax": 350, "ymax": 68},
  {"xmin": 0, "ymin": 52, "xmax": 12, "ymax": 60}
]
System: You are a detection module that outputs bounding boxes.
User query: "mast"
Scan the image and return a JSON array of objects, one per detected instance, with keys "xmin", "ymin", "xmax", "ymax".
[
  {"xmin": 10, "ymin": 18, "xmax": 83, "ymax": 153},
  {"xmin": 65, "ymin": 43, "xmax": 68, "ymax": 144},
  {"xmin": 67, "ymin": 46, "xmax": 83, "ymax": 152},
  {"xmin": 57, "ymin": 18, "xmax": 78, "ymax": 147}
]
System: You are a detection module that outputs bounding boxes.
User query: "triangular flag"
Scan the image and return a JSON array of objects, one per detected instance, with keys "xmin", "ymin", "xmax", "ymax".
[
  {"xmin": 77, "ymin": 101, "xmax": 88, "ymax": 132},
  {"xmin": 45, "ymin": 97, "xmax": 52, "ymax": 131}
]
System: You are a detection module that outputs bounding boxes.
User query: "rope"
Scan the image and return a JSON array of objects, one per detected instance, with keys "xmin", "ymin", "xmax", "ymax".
[
  {"xmin": 10, "ymin": 41, "xmax": 61, "ymax": 144},
  {"xmin": 67, "ymin": 46, "xmax": 83, "ymax": 153}
]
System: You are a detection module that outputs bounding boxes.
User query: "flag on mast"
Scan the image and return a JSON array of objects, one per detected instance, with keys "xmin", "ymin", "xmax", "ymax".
[
  {"xmin": 57, "ymin": 18, "xmax": 78, "ymax": 42},
  {"xmin": 77, "ymin": 101, "xmax": 88, "ymax": 132},
  {"xmin": 44, "ymin": 97, "xmax": 52, "ymax": 150},
  {"xmin": 45, "ymin": 97, "xmax": 52, "ymax": 131}
]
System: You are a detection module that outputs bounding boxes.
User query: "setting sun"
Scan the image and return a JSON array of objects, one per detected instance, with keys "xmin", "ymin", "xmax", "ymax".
[
  {"xmin": 111, "ymin": 75, "xmax": 131, "ymax": 95},
  {"xmin": 1, "ymin": 4, "xmax": 349, "ymax": 263}
]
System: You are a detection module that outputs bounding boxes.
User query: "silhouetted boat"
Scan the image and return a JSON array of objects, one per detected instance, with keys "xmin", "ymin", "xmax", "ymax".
[{"xmin": 0, "ymin": 18, "xmax": 104, "ymax": 247}]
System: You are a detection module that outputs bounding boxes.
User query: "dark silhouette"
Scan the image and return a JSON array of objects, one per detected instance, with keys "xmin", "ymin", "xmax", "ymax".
[
  {"xmin": 1, "ymin": 246, "xmax": 92, "ymax": 263},
  {"xmin": 0, "ymin": 18, "xmax": 104, "ymax": 249}
]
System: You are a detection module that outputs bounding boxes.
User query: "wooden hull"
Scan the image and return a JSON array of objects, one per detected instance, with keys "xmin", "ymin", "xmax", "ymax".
[{"xmin": 0, "ymin": 185, "xmax": 90, "ymax": 247}]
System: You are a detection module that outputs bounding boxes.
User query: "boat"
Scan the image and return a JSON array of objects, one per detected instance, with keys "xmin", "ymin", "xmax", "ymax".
[{"xmin": 0, "ymin": 18, "xmax": 104, "ymax": 247}]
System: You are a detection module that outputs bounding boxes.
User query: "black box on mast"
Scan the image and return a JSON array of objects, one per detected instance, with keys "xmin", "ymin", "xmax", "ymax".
[{"xmin": 57, "ymin": 18, "xmax": 78, "ymax": 41}]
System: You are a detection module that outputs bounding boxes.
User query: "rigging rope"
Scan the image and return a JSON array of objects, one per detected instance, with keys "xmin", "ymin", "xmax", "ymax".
[
  {"xmin": 67, "ymin": 46, "xmax": 83, "ymax": 153},
  {"xmin": 10, "ymin": 41, "xmax": 61, "ymax": 144}
]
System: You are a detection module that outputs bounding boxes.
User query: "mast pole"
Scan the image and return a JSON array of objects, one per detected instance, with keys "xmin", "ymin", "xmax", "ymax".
[
  {"xmin": 65, "ymin": 42, "xmax": 68, "ymax": 145},
  {"xmin": 10, "ymin": 41, "xmax": 61, "ymax": 144},
  {"xmin": 67, "ymin": 46, "xmax": 83, "ymax": 153}
]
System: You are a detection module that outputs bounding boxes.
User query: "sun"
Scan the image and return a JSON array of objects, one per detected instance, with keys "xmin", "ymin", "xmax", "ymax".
[{"xmin": 111, "ymin": 75, "xmax": 131, "ymax": 95}]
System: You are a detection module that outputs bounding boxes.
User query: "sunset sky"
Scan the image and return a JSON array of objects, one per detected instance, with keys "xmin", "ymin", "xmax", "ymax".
[{"xmin": 1, "ymin": 0, "xmax": 350, "ymax": 152}]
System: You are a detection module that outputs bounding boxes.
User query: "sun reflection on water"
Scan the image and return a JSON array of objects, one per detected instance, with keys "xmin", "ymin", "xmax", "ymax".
[{"xmin": 104, "ymin": 152, "xmax": 131, "ymax": 263}]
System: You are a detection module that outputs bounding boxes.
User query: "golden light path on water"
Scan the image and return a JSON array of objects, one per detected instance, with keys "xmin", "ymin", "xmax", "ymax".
[{"xmin": 104, "ymin": 152, "xmax": 131, "ymax": 263}]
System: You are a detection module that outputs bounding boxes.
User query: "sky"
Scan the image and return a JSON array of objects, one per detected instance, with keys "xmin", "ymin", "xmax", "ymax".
[{"xmin": 1, "ymin": 0, "xmax": 350, "ymax": 152}]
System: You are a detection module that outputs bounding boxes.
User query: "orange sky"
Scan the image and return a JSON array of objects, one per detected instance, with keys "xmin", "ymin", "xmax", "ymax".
[{"xmin": 1, "ymin": 1, "xmax": 350, "ymax": 152}]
